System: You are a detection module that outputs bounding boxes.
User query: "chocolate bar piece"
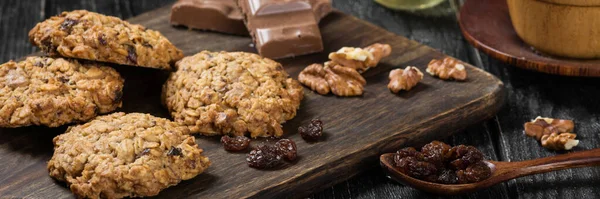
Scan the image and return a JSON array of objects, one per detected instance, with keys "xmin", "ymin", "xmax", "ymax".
[
  {"xmin": 170, "ymin": 0, "xmax": 248, "ymax": 35},
  {"xmin": 238, "ymin": 0, "xmax": 326, "ymax": 59},
  {"xmin": 310, "ymin": 0, "xmax": 333, "ymax": 22},
  {"xmin": 170, "ymin": 0, "xmax": 332, "ymax": 37}
]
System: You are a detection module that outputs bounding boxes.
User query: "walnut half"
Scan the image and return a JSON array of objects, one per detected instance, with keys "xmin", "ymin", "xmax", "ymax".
[
  {"xmin": 524, "ymin": 117, "xmax": 578, "ymax": 150},
  {"xmin": 325, "ymin": 62, "xmax": 366, "ymax": 96},
  {"xmin": 524, "ymin": 117, "xmax": 575, "ymax": 140},
  {"xmin": 328, "ymin": 43, "xmax": 392, "ymax": 73},
  {"xmin": 298, "ymin": 64, "xmax": 330, "ymax": 95},
  {"xmin": 388, "ymin": 66, "xmax": 423, "ymax": 93},
  {"xmin": 298, "ymin": 62, "xmax": 366, "ymax": 97},
  {"xmin": 426, "ymin": 57, "xmax": 467, "ymax": 81}
]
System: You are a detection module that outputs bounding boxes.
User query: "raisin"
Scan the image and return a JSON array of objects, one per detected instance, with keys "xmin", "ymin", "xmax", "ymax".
[
  {"xmin": 448, "ymin": 145, "xmax": 484, "ymax": 170},
  {"xmin": 60, "ymin": 18, "xmax": 79, "ymax": 33},
  {"xmin": 135, "ymin": 148, "xmax": 151, "ymax": 159},
  {"xmin": 41, "ymin": 38, "xmax": 57, "ymax": 54},
  {"xmin": 58, "ymin": 76, "xmax": 69, "ymax": 83},
  {"xmin": 34, "ymin": 61, "xmax": 44, "ymax": 67},
  {"xmin": 396, "ymin": 147, "xmax": 423, "ymax": 160},
  {"xmin": 457, "ymin": 162, "xmax": 491, "ymax": 183},
  {"xmin": 247, "ymin": 145, "xmax": 282, "ymax": 169},
  {"xmin": 98, "ymin": 34, "xmax": 107, "ymax": 45},
  {"xmin": 437, "ymin": 169, "xmax": 458, "ymax": 184},
  {"xmin": 220, "ymin": 135, "xmax": 251, "ymax": 152},
  {"xmin": 394, "ymin": 147, "xmax": 425, "ymax": 169},
  {"xmin": 456, "ymin": 170, "xmax": 469, "ymax": 184},
  {"xmin": 167, "ymin": 146, "xmax": 183, "ymax": 156},
  {"xmin": 275, "ymin": 139, "xmax": 297, "ymax": 161},
  {"xmin": 142, "ymin": 42, "xmax": 153, "ymax": 48},
  {"xmin": 393, "ymin": 153, "xmax": 403, "ymax": 167},
  {"xmin": 186, "ymin": 159, "xmax": 197, "ymax": 169},
  {"xmin": 299, "ymin": 119, "xmax": 323, "ymax": 141},
  {"xmin": 395, "ymin": 156, "xmax": 437, "ymax": 178},
  {"xmin": 421, "ymin": 141, "xmax": 451, "ymax": 168},
  {"xmin": 126, "ymin": 45, "xmax": 137, "ymax": 64},
  {"xmin": 394, "ymin": 155, "xmax": 413, "ymax": 169}
]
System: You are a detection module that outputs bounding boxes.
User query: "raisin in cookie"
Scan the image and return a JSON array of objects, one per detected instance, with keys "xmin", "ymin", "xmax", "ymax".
[
  {"xmin": 29, "ymin": 10, "xmax": 184, "ymax": 70},
  {"xmin": 48, "ymin": 112, "xmax": 211, "ymax": 198},
  {"xmin": 0, "ymin": 57, "xmax": 123, "ymax": 128},
  {"xmin": 162, "ymin": 51, "xmax": 304, "ymax": 138}
]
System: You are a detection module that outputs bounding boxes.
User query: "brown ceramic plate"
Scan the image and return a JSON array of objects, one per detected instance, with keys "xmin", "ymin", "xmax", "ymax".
[{"xmin": 459, "ymin": 0, "xmax": 600, "ymax": 77}]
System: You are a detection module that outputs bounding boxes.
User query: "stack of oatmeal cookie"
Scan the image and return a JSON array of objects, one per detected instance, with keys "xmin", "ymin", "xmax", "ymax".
[
  {"xmin": 1, "ymin": 10, "xmax": 208, "ymax": 198},
  {"xmin": 1, "ymin": 8, "xmax": 306, "ymax": 198}
]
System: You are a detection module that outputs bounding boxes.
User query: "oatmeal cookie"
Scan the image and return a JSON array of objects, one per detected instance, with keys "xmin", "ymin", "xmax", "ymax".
[
  {"xmin": 0, "ymin": 57, "xmax": 123, "ymax": 128},
  {"xmin": 29, "ymin": 10, "xmax": 184, "ymax": 70},
  {"xmin": 48, "ymin": 112, "xmax": 211, "ymax": 198},
  {"xmin": 162, "ymin": 51, "xmax": 304, "ymax": 138}
]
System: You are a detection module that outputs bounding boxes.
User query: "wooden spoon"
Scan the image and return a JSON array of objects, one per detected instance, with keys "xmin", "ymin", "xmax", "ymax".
[{"xmin": 380, "ymin": 148, "xmax": 600, "ymax": 195}]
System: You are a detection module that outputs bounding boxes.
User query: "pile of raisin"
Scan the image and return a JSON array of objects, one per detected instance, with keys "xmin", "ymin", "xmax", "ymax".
[
  {"xmin": 393, "ymin": 141, "xmax": 491, "ymax": 184},
  {"xmin": 299, "ymin": 119, "xmax": 323, "ymax": 141},
  {"xmin": 221, "ymin": 135, "xmax": 251, "ymax": 152},
  {"xmin": 247, "ymin": 139, "xmax": 298, "ymax": 169}
]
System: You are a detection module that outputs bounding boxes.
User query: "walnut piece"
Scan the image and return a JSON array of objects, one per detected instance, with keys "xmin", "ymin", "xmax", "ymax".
[
  {"xmin": 524, "ymin": 117, "xmax": 575, "ymax": 140},
  {"xmin": 328, "ymin": 43, "xmax": 392, "ymax": 73},
  {"xmin": 388, "ymin": 66, "xmax": 424, "ymax": 93},
  {"xmin": 298, "ymin": 64, "xmax": 330, "ymax": 95},
  {"xmin": 524, "ymin": 117, "xmax": 578, "ymax": 150},
  {"xmin": 365, "ymin": 43, "xmax": 393, "ymax": 67},
  {"xmin": 325, "ymin": 62, "xmax": 366, "ymax": 96},
  {"xmin": 299, "ymin": 43, "xmax": 391, "ymax": 96},
  {"xmin": 298, "ymin": 63, "xmax": 366, "ymax": 96},
  {"xmin": 426, "ymin": 57, "xmax": 467, "ymax": 81},
  {"xmin": 541, "ymin": 132, "xmax": 579, "ymax": 150}
]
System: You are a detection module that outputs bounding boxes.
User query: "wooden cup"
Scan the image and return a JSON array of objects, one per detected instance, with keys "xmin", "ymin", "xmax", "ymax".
[{"xmin": 507, "ymin": 0, "xmax": 600, "ymax": 59}]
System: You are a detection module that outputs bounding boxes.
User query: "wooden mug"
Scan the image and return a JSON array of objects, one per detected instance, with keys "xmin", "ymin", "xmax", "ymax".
[{"xmin": 507, "ymin": 0, "xmax": 600, "ymax": 59}]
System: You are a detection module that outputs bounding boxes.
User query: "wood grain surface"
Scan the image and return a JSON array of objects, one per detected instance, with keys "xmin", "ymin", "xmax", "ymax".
[
  {"xmin": 0, "ymin": 1, "xmax": 505, "ymax": 198},
  {"xmin": 459, "ymin": 0, "xmax": 600, "ymax": 77},
  {"xmin": 2, "ymin": 0, "xmax": 599, "ymax": 199}
]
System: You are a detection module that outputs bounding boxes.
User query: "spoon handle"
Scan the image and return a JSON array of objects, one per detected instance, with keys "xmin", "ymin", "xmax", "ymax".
[{"xmin": 503, "ymin": 148, "xmax": 600, "ymax": 178}]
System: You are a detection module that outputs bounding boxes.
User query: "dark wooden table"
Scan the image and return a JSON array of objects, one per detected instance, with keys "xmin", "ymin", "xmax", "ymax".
[{"xmin": 1, "ymin": 0, "xmax": 598, "ymax": 198}]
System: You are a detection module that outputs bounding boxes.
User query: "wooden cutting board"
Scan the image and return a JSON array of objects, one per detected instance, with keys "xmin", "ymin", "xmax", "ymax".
[{"xmin": 0, "ymin": 5, "xmax": 505, "ymax": 199}]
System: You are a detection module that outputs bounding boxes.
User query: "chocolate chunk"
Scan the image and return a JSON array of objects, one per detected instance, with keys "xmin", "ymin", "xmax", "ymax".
[
  {"xmin": 238, "ymin": 0, "xmax": 325, "ymax": 59},
  {"xmin": 167, "ymin": 146, "xmax": 183, "ymax": 156},
  {"xmin": 170, "ymin": 0, "xmax": 248, "ymax": 35}
]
